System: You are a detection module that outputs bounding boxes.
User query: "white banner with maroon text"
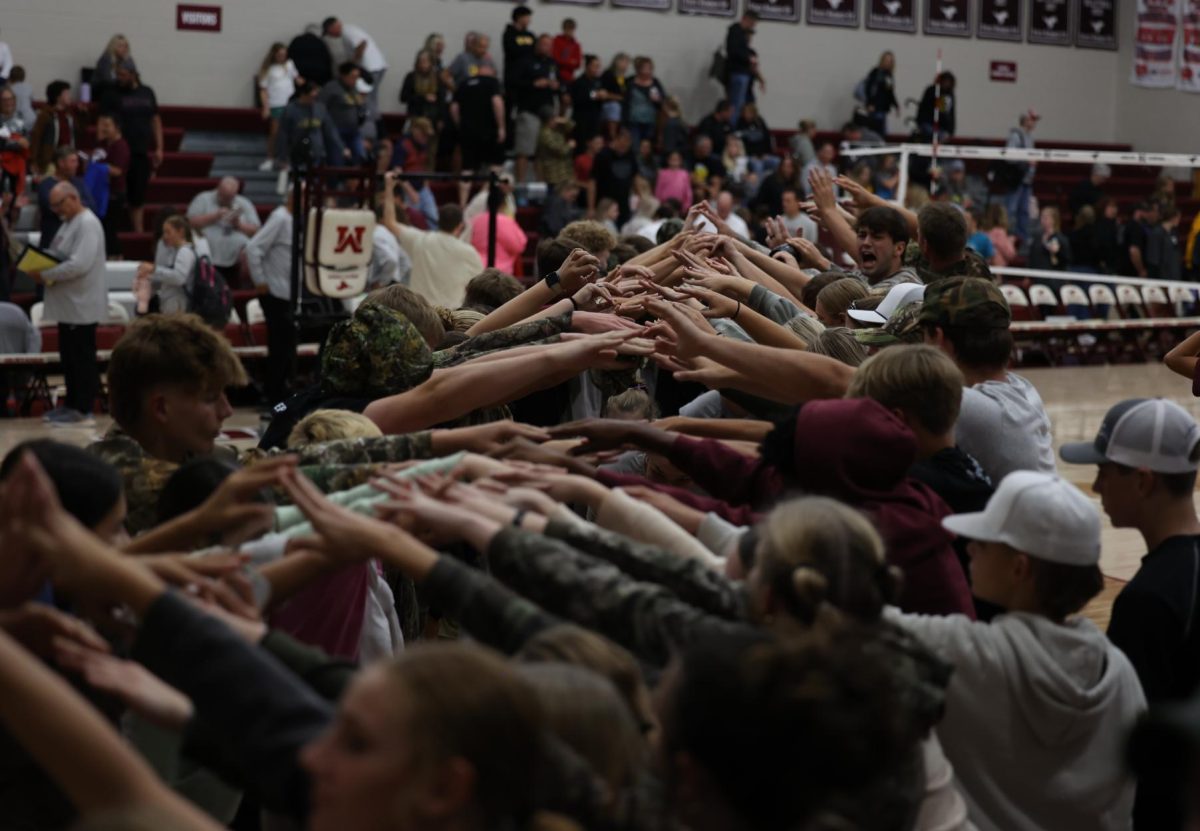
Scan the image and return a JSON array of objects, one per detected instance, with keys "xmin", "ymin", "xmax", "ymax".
[
  {"xmin": 1179, "ymin": 0, "xmax": 1200, "ymax": 90},
  {"xmin": 1131, "ymin": 0, "xmax": 1180, "ymax": 87}
]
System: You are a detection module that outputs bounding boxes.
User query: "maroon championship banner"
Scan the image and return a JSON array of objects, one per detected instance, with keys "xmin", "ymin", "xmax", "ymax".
[
  {"xmin": 1074, "ymin": 0, "xmax": 1118, "ymax": 47},
  {"xmin": 747, "ymin": 0, "xmax": 802, "ymax": 21},
  {"xmin": 978, "ymin": 0, "xmax": 1024, "ymax": 39},
  {"xmin": 1029, "ymin": 0, "xmax": 1074, "ymax": 43},
  {"xmin": 925, "ymin": 0, "xmax": 972, "ymax": 35},
  {"xmin": 1132, "ymin": 0, "xmax": 1179, "ymax": 86},
  {"xmin": 866, "ymin": 0, "xmax": 917, "ymax": 31},
  {"xmin": 679, "ymin": 0, "xmax": 738, "ymax": 14},
  {"xmin": 808, "ymin": 0, "xmax": 861, "ymax": 27}
]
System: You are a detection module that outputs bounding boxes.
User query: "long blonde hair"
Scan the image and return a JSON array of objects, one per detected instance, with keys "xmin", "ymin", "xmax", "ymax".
[
  {"xmin": 105, "ymin": 34, "xmax": 130, "ymax": 64},
  {"xmin": 258, "ymin": 42, "xmax": 288, "ymax": 80}
]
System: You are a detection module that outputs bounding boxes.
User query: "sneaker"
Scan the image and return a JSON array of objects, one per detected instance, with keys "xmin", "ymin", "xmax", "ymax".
[
  {"xmin": 258, "ymin": 158, "xmax": 275, "ymax": 172},
  {"xmin": 43, "ymin": 407, "xmax": 93, "ymax": 425}
]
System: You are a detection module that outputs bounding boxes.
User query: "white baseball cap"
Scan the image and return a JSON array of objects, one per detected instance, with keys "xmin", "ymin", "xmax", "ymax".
[
  {"xmin": 1060, "ymin": 398, "xmax": 1200, "ymax": 474},
  {"xmin": 942, "ymin": 471, "xmax": 1101, "ymax": 566},
  {"xmin": 848, "ymin": 282, "xmax": 926, "ymax": 326}
]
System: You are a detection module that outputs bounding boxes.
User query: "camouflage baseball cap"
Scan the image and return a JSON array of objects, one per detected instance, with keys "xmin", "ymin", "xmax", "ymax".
[
  {"xmin": 855, "ymin": 301, "xmax": 925, "ymax": 347},
  {"xmin": 918, "ymin": 276, "xmax": 1011, "ymax": 330}
]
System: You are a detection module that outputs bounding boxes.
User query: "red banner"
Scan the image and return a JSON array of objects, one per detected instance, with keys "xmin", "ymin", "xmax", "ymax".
[
  {"xmin": 1132, "ymin": 0, "xmax": 1180, "ymax": 87},
  {"xmin": 1180, "ymin": 0, "xmax": 1200, "ymax": 90}
]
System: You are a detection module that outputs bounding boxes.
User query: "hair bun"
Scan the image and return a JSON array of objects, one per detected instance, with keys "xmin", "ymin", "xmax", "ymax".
[{"xmin": 791, "ymin": 565, "xmax": 830, "ymax": 609}]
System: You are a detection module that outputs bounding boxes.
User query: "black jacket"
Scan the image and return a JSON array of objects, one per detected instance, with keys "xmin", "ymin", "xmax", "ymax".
[{"xmin": 725, "ymin": 22, "xmax": 754, "ymax": 74}]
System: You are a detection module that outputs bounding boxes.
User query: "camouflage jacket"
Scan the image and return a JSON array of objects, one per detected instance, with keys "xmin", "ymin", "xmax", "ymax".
[
  {"xmin": 903, "ymin": 241, "xmax": 994, "ymax": 285},
  {"xmin": 421, "ymin": 556, "xmax": 559, "ymax": 655},
  {"xmin": 90, "ymin": 428, "xmax": 435, "ymax": 536},
  {"xmin": 432, "ymin": 312, "xmax": 572, "ymax": 369},
  {"xmin": 485, "ymin": 527, "xmax": 754, "ymax": 668},
  {"xmin": 543, "ymin": 516, "xmax": 749, "ymax": 621}
]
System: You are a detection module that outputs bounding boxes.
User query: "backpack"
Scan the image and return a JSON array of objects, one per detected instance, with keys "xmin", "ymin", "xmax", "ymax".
[
  {"xmin": 187, "ymin": 254, "xmax": 232, "ymax": 328},
  {"xmin": 709, "ymin": 48, "xmax": 727, "ymax": 85}
]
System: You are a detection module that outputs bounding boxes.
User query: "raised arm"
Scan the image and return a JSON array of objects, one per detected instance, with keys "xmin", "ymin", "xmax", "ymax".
[
  {"xmin": 1165, "ymin": 329, "xmax": 1200, "ymax": 381},
  {"xmin": 466, "ymin": 248, "xmax": 600, "ymax": 335},
  {"xmin": 810, "ymin": 168, "xmax": 859, "ymax": 266},
  {"xmin": 650, "ymin": 300, "xmax": 854, "ymax": 404},
  {"xmin": 363, "ymin": 331, "xmax": 641, "ymax": 433}
]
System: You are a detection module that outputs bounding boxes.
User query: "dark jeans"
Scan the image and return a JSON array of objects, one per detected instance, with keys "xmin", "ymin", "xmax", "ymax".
[
  {"xmin": 260, "ymin": 294, "xmax": 296, "ymax": 406},
  {"xmin": 102, "ymin": 194, "xmax": 126, "ymax": 258},
  {"xmin": 58, "ymin": 322, "xmax": 98, "ymax": 414}
]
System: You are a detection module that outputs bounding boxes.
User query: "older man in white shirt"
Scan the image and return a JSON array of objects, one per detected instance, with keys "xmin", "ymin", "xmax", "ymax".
[
  {"xmin": 186, "ymin": 176, "xmax": 261, "ymax": 288},
  {"xmin": 27, "ymin": 182, "xmax": 107, "ymax": 423}
]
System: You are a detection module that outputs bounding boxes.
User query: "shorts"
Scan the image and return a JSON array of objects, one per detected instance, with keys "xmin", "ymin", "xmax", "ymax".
[
  {"xmin": 127, "ymin": 153, "xmax": 152, "ymax": 208},
  {"xmin": 269, "ymin": 106, "xmax": 286, "ymax": 120},
  {"xmin": 602, "ymin": 101, "xmax": 623, "ymax": 123},
  {"xmin": 514, "ymin": 111, "xmax": 541, "ymax": 157},
  {"xmin": 461, "ymin": 135, "xmax": 504, "ymax": 172}
]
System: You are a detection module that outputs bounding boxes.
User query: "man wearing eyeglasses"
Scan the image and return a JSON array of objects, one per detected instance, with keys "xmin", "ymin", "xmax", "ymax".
[{"xmin": 25, "ymin": 181, "xmax": 107, "ymax": 424}]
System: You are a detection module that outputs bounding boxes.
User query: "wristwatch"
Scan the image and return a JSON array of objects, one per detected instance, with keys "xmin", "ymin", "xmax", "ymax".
[{"xmin": 543, "ymin": 270, "xmax": 563, "ymax": 295}]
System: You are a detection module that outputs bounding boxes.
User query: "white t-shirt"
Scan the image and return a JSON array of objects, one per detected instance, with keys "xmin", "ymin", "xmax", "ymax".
[
  {"xmin": 956, "ymin": 372, "xmax": 1056, "ymax": 483},
  {"xmin": 341, "ymin": 24, "xmax": 387, "ymax": 73},
  {"xmin": 260, "ymin": 60, "xmax": 299, "ymax": 109}
]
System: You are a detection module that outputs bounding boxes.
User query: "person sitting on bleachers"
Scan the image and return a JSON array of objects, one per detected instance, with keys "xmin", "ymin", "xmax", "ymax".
[
  {"xmin": 185, "ymin": 176, "xmax": 261, "ymax": 289},
  {"xmin": 1027, "ymin": 205, "xmax": 1072, "ymax": 272},
  {"xmin": 0, "ymin": 301, "xmax": 40, "ymax": 418},
  {"xmin": 134, "ymin": 214, "xmax": 196, "ymax": 316}
]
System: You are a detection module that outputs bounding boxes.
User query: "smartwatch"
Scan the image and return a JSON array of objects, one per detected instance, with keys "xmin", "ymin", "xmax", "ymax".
[{"xmin": 544, "ymin": 270, "xmax": 563, "ymax": 295}]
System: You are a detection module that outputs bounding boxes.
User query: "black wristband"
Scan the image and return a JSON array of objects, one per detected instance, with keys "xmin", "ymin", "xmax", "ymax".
[
  {"xmin": 568, "ymin": 295, "xmax": 580, "ymax": 311},
  {"xmin": 512, "ymin": 509, "xmax": 528, "ymax": 528},
  {"xmin": 544, "ymin": 270, "xmax": 563, "ymax": 294},
  {"xmin": 733, "ymin": 300, "xmax": 741, "ymax": 320}
]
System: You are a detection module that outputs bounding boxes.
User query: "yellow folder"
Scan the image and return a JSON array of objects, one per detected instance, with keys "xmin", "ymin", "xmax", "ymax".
[{"xmin": 16, "ymin": 245, "xmax": 64, "ymax": 273}]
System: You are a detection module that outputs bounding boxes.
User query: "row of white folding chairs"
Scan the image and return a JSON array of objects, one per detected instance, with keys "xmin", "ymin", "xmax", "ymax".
[{"xmin": 1000, "ymin": 282, "xmax": 1194, "ymax": 313}]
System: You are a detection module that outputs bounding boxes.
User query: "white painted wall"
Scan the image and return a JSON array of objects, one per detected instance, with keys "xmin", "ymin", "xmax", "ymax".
[{"xmin": 5, "ymin": 0, "xmax": 1118, "ymax": 143}]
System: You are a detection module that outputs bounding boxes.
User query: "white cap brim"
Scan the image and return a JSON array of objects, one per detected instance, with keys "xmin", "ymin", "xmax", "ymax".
[
  {"xmin": 942, "ymin": 511, "xmax": 1001, "ymax": 544},
  {"xmin": 847, "ymin": 309, "xmax": 887, "ymax": 325}
]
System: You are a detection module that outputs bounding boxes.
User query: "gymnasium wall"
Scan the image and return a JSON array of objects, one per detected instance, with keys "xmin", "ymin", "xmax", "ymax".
[
  {"xmin": 1112, "ymin": 10, "xmax": 1199, "ymax": 154},
  {"xmin": 5, "ymin": 0, "xmax": 1127, "ymax": 145}
]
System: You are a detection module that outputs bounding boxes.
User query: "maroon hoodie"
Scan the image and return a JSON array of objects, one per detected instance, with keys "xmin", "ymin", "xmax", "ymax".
[{"xmin": 602, "ymin": 398, "xmax": 974, "ymax": 618}]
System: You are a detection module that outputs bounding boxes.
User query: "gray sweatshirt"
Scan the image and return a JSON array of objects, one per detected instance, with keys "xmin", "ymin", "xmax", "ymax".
[
  {"xmin": 43, "ymin": 208, "xmax": 108, "ymax": 325},
  {"xmin": 150, "ymin": 240, "xmax": 196, "ymax": 315},
  {"xmin": 245, "ymin": 206, "xmax": 293, "ymax": 301},
  {"xmin": 888, "ymin": 609, "xmax": 1145, "ymax": 831}
]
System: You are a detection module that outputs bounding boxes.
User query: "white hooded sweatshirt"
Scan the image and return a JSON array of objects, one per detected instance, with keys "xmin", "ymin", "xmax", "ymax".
[{"xmin": 887, "ymin": 610, "xmax": 1146, "ymax": 831}]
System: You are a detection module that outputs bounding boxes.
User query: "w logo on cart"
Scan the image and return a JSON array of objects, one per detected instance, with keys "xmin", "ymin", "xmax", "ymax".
[{"xmin": 333, "ymin": 226, "xmax": 367, "ymax": 254}]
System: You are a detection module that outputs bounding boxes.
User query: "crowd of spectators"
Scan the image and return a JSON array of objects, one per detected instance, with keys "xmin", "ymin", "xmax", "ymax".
[{"xmin": 4, "ymin": 9, "xmax": 1200, "ymax": 831}]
